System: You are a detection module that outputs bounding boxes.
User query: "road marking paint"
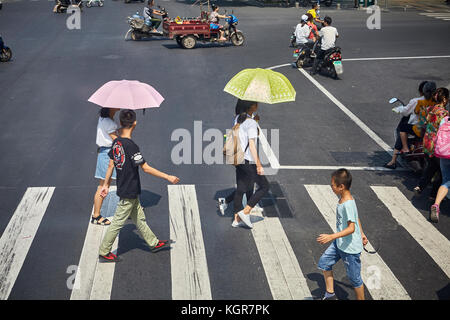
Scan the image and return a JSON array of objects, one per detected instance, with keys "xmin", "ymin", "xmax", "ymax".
[
  {"xmin": 258, "ymin": 124, "xmax": 280, "ymax": 170},
  {"xmin": 90, "ymin": 235, "xmax": 119, "ymax": 300},
  {"xmin": 298, "ymin": 68, "xmax": 393, "ymax": 153},
  {"xmin": 371, "ymin": 186, "xmax": 450, "ymax": 278},
  {"xmin": 70, "ymin": 187, "xmax": 119, "ymax": 300},
  {"xmin": 267, "ymin": 63, "xmax": 292, "ymax": 70},
  {"xmin": 0, "ymin": 187, "xmax": 55, "ymax": 300},
  {"xmin": 342, "ymin": 55, "xmax": 450, "ymax": 61},
  {"xmin": 279, "ymin": 165, "xmax": 408, "ymax": 171},
  {"xmin": 168, "ymin": 185, "xmax": 212, "ymax": 300},
  {"xmin": 251, "ymin": 210, "xmax": 313, "ymax": 300},
  {"xmin": 305, "ymin": 185, "xmax": 411, "ymax": 300}
]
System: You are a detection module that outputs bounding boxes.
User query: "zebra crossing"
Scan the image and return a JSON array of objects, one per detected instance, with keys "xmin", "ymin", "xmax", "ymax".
[
  {"xmin": 0, "ymin": 183, "xmax": 449, "ymax": 300},
  {"xmin": 419, "ymin": 12, "xmax": 450, "ymax": 21}
]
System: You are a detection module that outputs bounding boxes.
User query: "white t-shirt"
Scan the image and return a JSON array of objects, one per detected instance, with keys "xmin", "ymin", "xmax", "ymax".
[
  {"xmin": 295, "ymin": 23, "xmax": 311, "ymax": 45},
  {"xmin": 319, "ymin": 26, "xmax": 338, "ymax": 50},
  {"xmin": 96, "ymin": 117, "xmax": 119, "ymax": 148},
  {"xmin": 234, "ymin": 116, "xmax": 258, "ymax": 162}
]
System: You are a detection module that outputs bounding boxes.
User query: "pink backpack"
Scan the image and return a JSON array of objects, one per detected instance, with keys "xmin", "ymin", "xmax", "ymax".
[{"xmin": 435, "ymin": 116, "xmax": 450, "ymax": 159}]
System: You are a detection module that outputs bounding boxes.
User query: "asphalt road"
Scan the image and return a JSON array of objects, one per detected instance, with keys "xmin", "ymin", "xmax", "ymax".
[{"xmin": 0, "ymin": 0, "xmax": 450, "ymax": 300}]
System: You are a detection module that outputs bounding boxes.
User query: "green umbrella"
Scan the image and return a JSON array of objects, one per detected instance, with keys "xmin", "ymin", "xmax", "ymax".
[{"xmin": 224, "ymin": 68, "xmax": 296, "ymax": 104}]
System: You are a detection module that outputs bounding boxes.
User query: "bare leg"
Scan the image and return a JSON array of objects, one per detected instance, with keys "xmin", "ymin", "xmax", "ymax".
[
  {"xmin": 399, "ymin": 132, "xmax": 410, "ymax": 153},
  {"xmin": 93, "ymin": 179, "xmax": 110, "ymax": 224},
  {"xmin": 386, "ymin": 149, "xmax": 400, "ymax": 166},
  {"xmin": 354, "ymin": 285, "xmax": 365, "ymax": 300},
  {"xmin": 323, "ymin": 270, "xmax": 335, "ymax": 294},
  {"xmin": 434, "ymin": 186, "xmax": 448, "ymax": 207}
]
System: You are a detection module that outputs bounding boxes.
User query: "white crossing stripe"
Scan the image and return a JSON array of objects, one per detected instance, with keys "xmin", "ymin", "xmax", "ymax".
[
  {"xmin": 0, "ymin": 187, "xmax": 55, "ymax": 300},
  {"xmin": 371, "ymin": 186, "xmax": 450, "ymax": 279},
  {"xmin": 305, "ymin": 185, "xmax": 411, "ymax": 300},
  {"xmin": 70, "ymin": 187, "xmax": 119, "ymax": 300},
  {"xmin": 419, "ymin": 12, "xmax": 450, "ymax": 21},
  {"xmin": 250, "ymin": 210, "xmax": 313, "ymax": 300},
  {"xmin": 168, "ymin": 185, "xmax": 212, "ymax": 300},
  {"xmin": 90, "ymin": 235, "xmax": 119, "ymax": 300}
]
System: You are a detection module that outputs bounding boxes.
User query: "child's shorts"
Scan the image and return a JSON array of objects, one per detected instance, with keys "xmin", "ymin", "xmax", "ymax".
[
  {"xmin": 95, "ymin": 147, "xmax": 116, "ymax": 180},
  {"xmin": 318, "ymin": 240, "xmax": 363, "ymax": 288}
]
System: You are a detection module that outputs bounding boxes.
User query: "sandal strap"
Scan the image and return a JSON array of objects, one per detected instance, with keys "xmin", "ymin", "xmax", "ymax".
[{"xmin": 91, "ymin": 215, "xmax": 110, "ymax": 225}]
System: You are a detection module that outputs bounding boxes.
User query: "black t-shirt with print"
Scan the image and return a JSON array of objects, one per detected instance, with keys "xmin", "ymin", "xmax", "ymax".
[{"xmin": 108, "ymin": 137, "xmax": 146, "ymax": 199}]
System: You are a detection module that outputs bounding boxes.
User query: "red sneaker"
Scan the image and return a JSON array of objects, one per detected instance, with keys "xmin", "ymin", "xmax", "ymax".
[
  {"xmin": 99, "ymin": 252, "xmax": 121, "ymax": 263},
  {"xmin": 150, "ymin": 240, "xmax": 173, "ymax": 253}
]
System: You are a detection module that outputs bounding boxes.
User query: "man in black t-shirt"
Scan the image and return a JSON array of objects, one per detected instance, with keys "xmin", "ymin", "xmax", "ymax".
[{"xmin": 98, "ymin": 109, "xmax": 180, "ymax": 263}]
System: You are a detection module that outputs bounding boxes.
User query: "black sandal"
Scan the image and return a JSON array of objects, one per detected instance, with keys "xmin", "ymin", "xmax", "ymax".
[{"xmin": 91, "ymin": 215, "xmax": 111, "ymax": 225}]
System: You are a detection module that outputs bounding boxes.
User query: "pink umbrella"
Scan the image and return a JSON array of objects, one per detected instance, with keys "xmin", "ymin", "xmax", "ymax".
[{"xmin": 88, "ymin": 80, "xmax": 164, "ymax": 110}]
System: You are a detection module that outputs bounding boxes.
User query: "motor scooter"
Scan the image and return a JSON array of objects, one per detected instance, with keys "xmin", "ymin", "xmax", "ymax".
[{"xmin": 389, "ymin": 97, "xmax": 426, "ymax": 172}]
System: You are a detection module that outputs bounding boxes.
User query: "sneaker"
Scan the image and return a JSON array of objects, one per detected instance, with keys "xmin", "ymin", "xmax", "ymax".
[
  {"xmin": 99, "ymin": 252, "xmax": 121, "ymax": 263},
  {"xmin": 150, "ymin": 240, "xmax": 172, "ymax": 253},
  {"xmin": 322, "ymin": 293, "xmax": 338, "ymax": 300},
  {"xmin": 237, "ymin": 210, "xmax": 253, "ymax": 229},
  {"xmin": 430, "ymin": 204, "xmax": 440, "ymax": 223},
  {"xmin": 231, "ymin": 220, "xmax": 245, "ymax": 228},
  {"xmin": 218, "ymin": 198, "xmax": 227, "ymax": 215}
]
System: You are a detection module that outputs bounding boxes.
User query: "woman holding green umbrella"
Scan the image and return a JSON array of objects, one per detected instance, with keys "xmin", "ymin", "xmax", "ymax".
[
  {"xmin": 231, "ymin": 100, "xmax": 269, "ymax": 229},
  {"xmin": 222, "ymin": 68, "xmax": 296, "ymax": 228}
]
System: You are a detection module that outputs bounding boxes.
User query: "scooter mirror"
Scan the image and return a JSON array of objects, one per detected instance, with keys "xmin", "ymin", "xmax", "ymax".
[{"xmin": 389, "ymin": 98, "xmax": 398, "ymax": 104}]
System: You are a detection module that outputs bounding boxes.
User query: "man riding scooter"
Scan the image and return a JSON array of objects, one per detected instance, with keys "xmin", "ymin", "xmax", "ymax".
[
  {"xmin": 144, "ymin": 0, "xmax": 164, "ymax": 33},
  {"xmin": 311, "ymin": 16, "xmax": 338, "ymax": 75}
]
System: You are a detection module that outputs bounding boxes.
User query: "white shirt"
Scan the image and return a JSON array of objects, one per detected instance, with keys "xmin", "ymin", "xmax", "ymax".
[
  {"xmin": 234, "ymin": 116, "xmax": 258, "ymax": 162},
  {"xmin": 319, "ymin": 26, "xmax": 338, "ymax": 50},
  {"xmin": 96, "ymin": 117, "xmax": 119, "ymax": 148},
  {"xmin": 295, "ymin": 23, "xmax": 311, "ymax": 45},
  {"xmin": 392, "ymin": 96, "xmax": 423, "ymax": 125}
]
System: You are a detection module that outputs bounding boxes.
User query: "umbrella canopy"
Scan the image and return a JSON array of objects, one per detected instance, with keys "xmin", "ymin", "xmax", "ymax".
[
  {"xmin": 88, "ymin": 80, "xmax": 164, "ymax": 110},
  {"xmin": 224, "ymin": 68, "xmax": 296, "ymax": 104}
]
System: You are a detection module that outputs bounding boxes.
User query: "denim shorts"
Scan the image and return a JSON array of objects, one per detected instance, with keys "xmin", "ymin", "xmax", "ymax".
[
  {"xmin": 440, "ymin": 158, "xmax": 450, "ymax": 189},
  {"xmin": 318, "ymin": 240, "xmax": 363, "ymax": 288},
  {"xmin": 95, "ymin": 147, "xmax": 116, "ymax": 180}
]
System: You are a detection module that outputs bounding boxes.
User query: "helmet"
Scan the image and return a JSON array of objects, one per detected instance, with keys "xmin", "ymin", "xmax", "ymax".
[{"xmin": 301, "ymin": 14, "xmax": 308, "ymax": 22}]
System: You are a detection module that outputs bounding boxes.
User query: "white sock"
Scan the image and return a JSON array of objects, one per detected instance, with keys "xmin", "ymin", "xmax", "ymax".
[{"xmin": 325, "ymin": 291, "xmax": 335, "ymax": 298}]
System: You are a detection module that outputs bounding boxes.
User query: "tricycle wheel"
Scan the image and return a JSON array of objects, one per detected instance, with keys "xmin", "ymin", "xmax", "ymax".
[
  {"xmin": 181, "ymin": 35, "xmax": 196, "ymax": 49},
  {"xmin": 231, "ymin": 32, "xmax": 244, "ymax": 46}
]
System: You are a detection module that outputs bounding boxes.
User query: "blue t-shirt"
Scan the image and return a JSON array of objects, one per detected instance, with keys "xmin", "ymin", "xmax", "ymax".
[{"xmin": 336, "ymin": 199, "xmax": 363, "ymax": 254}]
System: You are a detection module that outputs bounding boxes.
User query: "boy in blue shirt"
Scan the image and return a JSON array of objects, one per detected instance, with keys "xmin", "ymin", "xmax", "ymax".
[{"xmin": 317, "ymin": 169, "xmax": 368, "ymax": 300}]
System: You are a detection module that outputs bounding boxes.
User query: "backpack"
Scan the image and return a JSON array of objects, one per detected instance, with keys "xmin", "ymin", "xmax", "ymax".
[
  {"xmin": 434, "ymin": 116, "xmax": 450, "ymax": 159},
  {"xmin": 223, "ymin": 123, "xmax": 249, "ymax": 166}
]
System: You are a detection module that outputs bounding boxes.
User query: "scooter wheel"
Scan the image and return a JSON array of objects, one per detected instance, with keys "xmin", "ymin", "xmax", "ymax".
[
  {"xmin": 86, "ymin": 2, "xmax": 92, "ymax": 7},
  {"xmin": 295, "ymin": 59, "xmax": 304, "ymax": 69},
  {"xmin": 99, "ymin": 1, "xmax": 104, "ymax": 6},
  {"xmin": 131, "ymin": 31, "xmax": 141, "ymax": 41},
  {"xmin": 0, "ymin": 48, "xmax": 12, "ymax": 62}
]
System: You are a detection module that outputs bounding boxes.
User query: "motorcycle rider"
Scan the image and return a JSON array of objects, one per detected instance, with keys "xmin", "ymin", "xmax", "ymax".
[
  {"xmin": 384, "ymin": 81, "xmax": 429, "ymax": 169},
  {"xmin": 295, "ymin": 15, "xmax": 313, "ymax": 48},
  {"xmin": 306, "ymin": 13, "xmax": 319, "ymax": 42},
  {"xmin": 307, "ymin": 3, "xmax": 324, "ymax": 27},
  {"xmin": 144, "ymin": 0, "xmax": 165, "ymax": 33},
  {"xmin": 311, "ymin": 16, "xmax": 339, "ymax": 75},
  {"xmin": 209, "ymin": 4, "xmax": 228, "ymax": 41}
]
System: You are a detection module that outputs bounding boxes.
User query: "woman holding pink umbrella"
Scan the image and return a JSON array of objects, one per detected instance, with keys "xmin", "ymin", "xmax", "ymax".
[{"xmin": 91, "ymin": 107, "xmax": 120, "ymax": 226}]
